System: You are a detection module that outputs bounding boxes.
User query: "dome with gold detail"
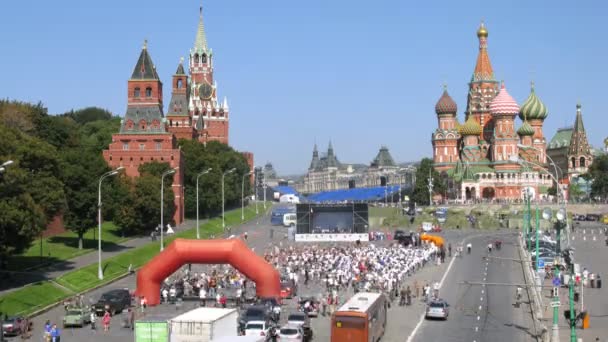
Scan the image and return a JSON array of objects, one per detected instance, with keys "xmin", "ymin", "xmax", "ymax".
[
  {"xmin": 460, "ymin": 116, "xmax": 482, "ymax": 136},
  {"xmin": 517, "ymin": 120, "xmax": 535, "ymax": 136},
  {"xmin": 519, "ymin": 84, "xmax": 548, "ymax": 121},
  {"xmin": 435, "ymin": 88, "xmax": 458, "ymax": 115},
  {"xmin": 477, "ymin": 22, "xmax": 488, "ymax": 38}
]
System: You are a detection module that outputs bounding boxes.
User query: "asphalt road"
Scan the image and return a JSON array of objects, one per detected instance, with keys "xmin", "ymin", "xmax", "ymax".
[
  {"xmin": 17, "ymin": 206, "xmax": 492, "ymax": 342},
  {"xmin": 412, "ymin": 232, "xmax": 537, "ymax": 342}
]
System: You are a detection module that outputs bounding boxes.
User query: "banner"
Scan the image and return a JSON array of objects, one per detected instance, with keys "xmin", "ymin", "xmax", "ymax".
[{"xmin": 295, "ymin": 233, "xmax": 369, "ymax": 242}]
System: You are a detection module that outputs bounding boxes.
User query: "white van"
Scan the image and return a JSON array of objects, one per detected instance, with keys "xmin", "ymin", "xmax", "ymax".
[{"xmin": 283, "ymin": 213, "xmax": 297, "ymax": 227}]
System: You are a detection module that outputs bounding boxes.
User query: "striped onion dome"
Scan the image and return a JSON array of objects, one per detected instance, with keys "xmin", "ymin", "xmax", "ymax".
[
  {"xmin": 519, "ymin": 84, "xmax": 548, "ymax": 121},
  {"xmin": 435, "ymin": 88, "xmax": 458, "ymax": 115},
  {"xmin": 517, "ymin": 120, "xmax": 535, "ymax": 136},
  {"xmin": 490, "ymin": 83, "xmax": 520, "ymax": 115},
  {"xmin": 460, "ymin": 116, "xmax": 482, "ymax": 136}
]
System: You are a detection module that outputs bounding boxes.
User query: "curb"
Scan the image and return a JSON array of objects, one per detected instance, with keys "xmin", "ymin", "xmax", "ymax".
[{"xmin": 518, "ymin": 235, "xmax": 548, "ymax": 341}]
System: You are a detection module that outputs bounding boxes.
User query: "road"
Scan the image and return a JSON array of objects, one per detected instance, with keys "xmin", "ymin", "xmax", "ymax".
[
  {"xmin": 412, "ymin": 232, "xmax": 537, "ymax": 342},
  {"xmin": 18, "ymin": 206, "xmax": 496, "ymax": 342}
]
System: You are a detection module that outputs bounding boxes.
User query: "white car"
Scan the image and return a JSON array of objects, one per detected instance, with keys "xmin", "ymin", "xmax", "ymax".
[
  {"xmin": 278, "ymin": 323, "xmax": 304, "ymax": 341},
  {"xmin": 244, "ymin": 320, "xmax": 270, "ymax": 339}
]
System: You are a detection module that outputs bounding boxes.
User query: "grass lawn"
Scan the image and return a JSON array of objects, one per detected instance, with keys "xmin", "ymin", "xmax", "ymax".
[
  {"xmin": 7, "ymin": 222, "xmax": 127, "ymax": 271},
  {"xmin": 0, "ymin": 205, "xmax": 264, "ymax": 316},
  {"xmin": 0, "ymin": 282, "xmax": 70, "ymax": 317}
]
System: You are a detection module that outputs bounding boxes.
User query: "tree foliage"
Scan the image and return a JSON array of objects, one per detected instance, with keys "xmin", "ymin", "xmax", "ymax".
[
  {"xmin": 411, "ymin": 158, "xmax": 446, "ymax": 206},
  {"xmin": 584, "ymin": 154, "xmax": 608, "ymax": 201}
]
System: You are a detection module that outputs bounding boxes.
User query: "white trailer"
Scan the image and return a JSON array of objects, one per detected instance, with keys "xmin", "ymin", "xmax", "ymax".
[{"xmin": 169, "ymin": 308, "xmax": 238, "ymax": 342}]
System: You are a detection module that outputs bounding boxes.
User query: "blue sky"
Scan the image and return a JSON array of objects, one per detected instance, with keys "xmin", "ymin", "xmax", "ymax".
[{"xmin": 1, "ymin": 0, "xmax": 606, "ymax": 175}]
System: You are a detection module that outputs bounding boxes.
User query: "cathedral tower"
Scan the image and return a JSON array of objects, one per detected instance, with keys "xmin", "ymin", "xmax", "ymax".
[{"xmin": 432, "ymin": 86, "xmax": 460, "ymax": 170}]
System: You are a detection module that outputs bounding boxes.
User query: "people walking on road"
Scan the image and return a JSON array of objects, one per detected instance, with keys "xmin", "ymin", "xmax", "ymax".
[
  {"xmin": 487, "ymin": 243, "xmax": 493, "ymax": 253},
  {"xmin": 44, "ymin": 320, "xmax": 52, "ymax": 341},
  {"xmin": 102, "ymin": 310, "xmax": 111, "ymax": 332},
  {"xmin": 448, "ymin": 243, "xmax": 452, "ymax": 257},
  {"xmin": 467, "ymin": 243, "xmax": 472, "ymax": 254},
  {"xmin": 50, "ymin": 324, "xmax": 60, "ymax": 342},
  {"xmin": 90, "ymin": 311, "xmax": 96, "ymax": 330}
]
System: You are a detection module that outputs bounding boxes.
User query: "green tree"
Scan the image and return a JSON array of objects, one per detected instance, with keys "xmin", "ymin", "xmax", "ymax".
[
  {"xmin": 584, "ymin": 154, "xmax": 608, "ymax": 201},
  {"xmin": 568, "ymin": 182, "xmax": 585, "ymax": 202},
  {"xmin": 411, "ymin": 158, "xmax": 446, "ymax": 206},
  {"xmin": 62, "ymin": 107, "xmax": 113, "ymax": 125}
]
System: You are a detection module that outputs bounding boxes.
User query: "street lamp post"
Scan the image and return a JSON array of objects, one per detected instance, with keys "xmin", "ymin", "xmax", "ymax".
[
  {"xmin": 222, "ymin": 168, "xmax": 236, "ymax": 230},
  {"xmin": 97, "ymin": 167, "xmax": 124, "ymax": 280},
  {"xmin": 254, "ymin": 169, "xmax": 259, "ymax": 215},
  {"xmin": 196, "ymin": 168, "xmax": 213, "ymax": 239},
  {"xmin": 263, "ymin": 172, "xmax": 267, "ymax": 209},
  {"xmin": 160, "ymin": 167, "xmax": 178, "ymax": 251},
  {"xmin": 242, "ymin": 171, "xmax": 254, "ymax": 221}
]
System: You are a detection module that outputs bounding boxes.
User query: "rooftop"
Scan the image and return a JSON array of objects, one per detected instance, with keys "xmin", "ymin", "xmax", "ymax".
[{"xmin": 337, "ymin": 292, "xmax": 383, "ymax": 313}]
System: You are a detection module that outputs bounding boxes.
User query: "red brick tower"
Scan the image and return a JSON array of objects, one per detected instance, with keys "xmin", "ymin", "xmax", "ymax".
[
  {"xmin": 189, "ymin": 7, "xmax": 229, "ymax": 145},
  {"xmin": 465, "ymin": 22, "xmax": 500, "ymax": 159},
  {"xmin": 432, "ymin": 86, "xmax": 460, "ymax": 171},
  {"xmin": 103, "ymin": 41, "xmax": 185, "ymax": 224},
  {"xmin": 167, "ymin": 58, "xmax": 196, "ymax": 140}
]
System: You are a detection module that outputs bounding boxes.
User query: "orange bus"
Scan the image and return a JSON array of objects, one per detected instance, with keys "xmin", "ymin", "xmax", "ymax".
[{"xmin": 330, "ymin": 292, "xmax": 388, "ymax": 342}]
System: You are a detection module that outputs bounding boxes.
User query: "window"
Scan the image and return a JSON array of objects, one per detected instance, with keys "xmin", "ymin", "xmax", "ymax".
[
  {"xmin": 177, "ymin": 79, "xmax": 183, "ymax": 88},
  {"xmin": 139, "ymin": 144, "xmax": 145, "ymax": 151},
  {"xmin": 134, "ymin": 87, "xmax": 141, "ymax": 98},
  {"xmin": 571, "ymin": 157, "xmax": 576, "ymax": 168},
  {"xmin": 126, "ymin": 120, "xmax": 134, "ymax": 130},
  {"xmin": 140, "ymin": 120, "xmax": 146, "ymax": 130},
  {"xmin": 145, "ymin": 87, "xmax": 152, "ymax": 97},
  {"xmin": 122, "ymin": 142, "xmax": 129, "ymax": 150},
  {"xmin": 580, "ymin": 157, "xmax": 586, "ymax": 168},
  {"xmin": 201, "ymin": 54, "xmax": 207, "ymax": 63},
  {"xmin": 155, "ymin": 142, "xmax": 162, "ymax": 150}
]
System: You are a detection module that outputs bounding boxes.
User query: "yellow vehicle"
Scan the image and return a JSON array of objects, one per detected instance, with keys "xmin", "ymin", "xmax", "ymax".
[{"xmin": 602, "ymin": 215, "xmax": 608, "ymax": 225}]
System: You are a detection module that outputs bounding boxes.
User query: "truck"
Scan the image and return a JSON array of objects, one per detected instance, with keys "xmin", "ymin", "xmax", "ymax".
[
  {"xmin": 271, "ymin": 205, "xmax": 296, "ymax": 225},
  {"xmin": 170, "ymin": 307, "xmax": 239, "ymax": 342},
  {"xmin": 283, "ymin": 213, "xmax": 297, "ymax": 227},
  {"xmin": 135, "ymin": 315, "xmax": 173, "ymax": 342}
]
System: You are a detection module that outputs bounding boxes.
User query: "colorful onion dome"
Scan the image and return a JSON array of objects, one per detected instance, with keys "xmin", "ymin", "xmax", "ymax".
[
  {"xmin": 517, "ymin": 120, "xmax": 535, "ymax": 136},
  {"xmin": 477, "ymin": 21, "xmax": 488, "ymax": 38},
  {"xmin": 490, "ymin": 82, "xmax": 520, "ymax": 115},
  {"xmin": 519, "ymin": 83, "xmax": 548, "ymax": 121},
  {"xmin": 460, "ymin": 116, "xmax": 482, "ymax": 136},
  {"xmin": 435, "ymin": 87, "xmax": 458, "ymax": 115}
]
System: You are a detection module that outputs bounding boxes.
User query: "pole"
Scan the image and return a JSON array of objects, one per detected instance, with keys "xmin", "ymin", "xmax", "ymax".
[
  {"xmin": 98, "ymin": 176, "xmax": 104, "ymax": 280},
  {"xmin": 222, "ymin": 173, "xmax": 226, "ymax": 230},
  {"xmin": 569, "ymin": 274, "xmax": 577, "ymax": 342},
  {"xmin": 535, "ymin": 206, "xmax": 540, "ymax": 272},
  {"xmin": 527, "ymin": 193, "xmax": 532, "ymax": 250},
  {"xmin": 196, "ymin": 175, "xmax": 200, "ymax": 240},
  {"xmin": 241, "ymin": 173, "xmax": 246, "ymax": 221},
  {"xmin": 263, "ymin": 172, "xmax": 267, "ymax": 209},
  {"xmin": 551, "ymin": 233, "xmax": 560, "ymax": 341},
  {"xmin": 254, "ymin": 171, "xmax": 259, "ymax": 215},
  {"xmin": 161, "ymin": 173, "xmax": 165, "ymax": 251}
]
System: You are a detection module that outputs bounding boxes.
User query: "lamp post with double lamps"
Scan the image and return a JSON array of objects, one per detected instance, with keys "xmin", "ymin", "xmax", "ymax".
[
  {"xmin": 242, "ymin": 171, "xmax": 254, "ymax": 221},
  {"xmin": 97, "ymin": 167, "xmax": 124, "ymax": 280},
  {"xmin": 160, "ymin": 167, "xmax": 179, "ymax": 251},
  {"xmin": 254, "ymin": 168, "xmax": 259, "ymax": 215},
  {"xmin": 222, "ymin": 168, "xmax": 236, "ymax": 230},
  {"xmin": 196, "ymin": 168, "xmax": 213, "ymax": 239}
]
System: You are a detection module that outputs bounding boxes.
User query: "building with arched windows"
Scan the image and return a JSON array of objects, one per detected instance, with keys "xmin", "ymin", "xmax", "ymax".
[
  {"xmin": 103, "ymin": 7, "xmax": 253, "ymax": 224},
  {"xmin": 431, "ymin": 22, "xmax": 554, "ymax": 202}
]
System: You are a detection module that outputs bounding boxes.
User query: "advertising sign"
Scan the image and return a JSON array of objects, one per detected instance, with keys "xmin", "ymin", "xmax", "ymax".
[
  {"xmin": 295, "ymin": 233, "xmax": 369, "ymax": 242},
  {"xmin": 135, "ymin": 322, "xmax": 169, "ymax": 342}
]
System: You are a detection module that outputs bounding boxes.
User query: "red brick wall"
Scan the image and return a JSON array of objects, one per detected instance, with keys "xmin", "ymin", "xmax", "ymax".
[{"xmin": 241, "ymin": 151, "xmax": 254, "ymax": 184}]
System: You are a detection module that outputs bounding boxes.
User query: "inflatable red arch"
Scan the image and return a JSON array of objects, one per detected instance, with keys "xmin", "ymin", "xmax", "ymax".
[{"xmin": 135, "ymin": 238, "xmax": 280, "ymax": 305}]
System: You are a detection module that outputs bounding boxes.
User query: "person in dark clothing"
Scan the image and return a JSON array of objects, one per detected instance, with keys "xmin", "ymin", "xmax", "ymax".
[{"xmin": 448, "ymin": 243, "xmax": 452, "ymax": 257}]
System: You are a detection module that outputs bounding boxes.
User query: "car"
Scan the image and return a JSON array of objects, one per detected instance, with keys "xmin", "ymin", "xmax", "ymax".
[
  {"xmin": 63, "ymin": 306, "xmax": 92, "ymax": 327},
  {"xmin": 244, "ymin": 320, "xmax": 270, "ymax": 338},
  {"xmin": 298, "ymin": 297, "xmax": 319, "ymax": 317},
  {"xmin": 278, "ymin": 323, "xmax": 305, "ymax": 341},
  {"xmin": 287, "ymin": 313, "xmax": 313, "ymax": 341},
  {"xmin": 280, "ymin": 280, "xmax": 297, "ymax": 299},
  {"xmin": 239, "ymin": 305, "xmax": 270, "ymax": 333},
  {"xmin": 394, "ymin": 230, "xmax": 414, "ymax": 246},
  {"xmin": 425, "ymin": 299, "xmax": 449, "ymax": 320},
  {"xmin": 2, "ymin": 316, "xmax": 32, "ymax": 337},
  {"xmin": 93, "ymin": 289, "xmax": 132, "ymax": 316}
]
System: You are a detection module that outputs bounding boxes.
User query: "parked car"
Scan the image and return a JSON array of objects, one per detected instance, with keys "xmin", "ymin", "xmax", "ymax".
[
  {"xmin": 280, "ymin": 280, "xmax": 297, "ymax": 299},
  {"xmin": 239, "ymin": 305, "xmax": 270, "ymax": 333},
  {"xmin": 425, "ymin": 299, "xmax": 449, "ymax": 320},
  {"xmin": 93, "ymin": 289, "xmax": 132, "ymax": 316},
  {"xmin": 2, "ymin": 316, "xmax": 32, "ymax": 337},
  {"xmin": 278, "ymin": 323, "xmax": 305, "ymax": 341},
  {"xmin": 244, "ymin": 320, "xmax": 270, "ymax": 338},
  {"xmin": 63, "ymin": 306, "xmax": 92, "ymax": 327}
]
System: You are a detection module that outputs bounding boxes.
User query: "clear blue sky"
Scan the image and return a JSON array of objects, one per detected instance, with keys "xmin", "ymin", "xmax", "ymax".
[{"xmin": 1, "ymin": 0, "xmax": 606, "ymax": 175}]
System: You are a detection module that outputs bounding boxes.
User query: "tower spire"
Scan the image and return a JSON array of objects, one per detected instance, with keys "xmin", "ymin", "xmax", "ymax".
[
  {"xmin": 473, "ymin": 21, "xmax": 494, "ymax": 81},
  {"xmin": 194, "ymin": 5, "xmax": 209, "ymax": 52}
]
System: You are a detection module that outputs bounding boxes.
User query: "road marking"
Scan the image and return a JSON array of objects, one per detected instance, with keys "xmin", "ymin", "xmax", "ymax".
[
  {"xmin": 477, "ymin": 315, "xmax": 480, "ymax": 320},
  {"xmin": 480, "ymin": 297, "xmax": 483, "ymax": 301},
  {"xmin": 478, "ymin": 305, "xmax": 482, "ymax": 310},
  {"xmin": 481, "ymin": 289, "xmax": 484, "ymax": 294},
  {"xmin": 406, "ymin": 244, "xmax": 459, "ymax": 342},
  {"xmin": 475, "ymin": 326, "xmax": 478, "ymax": 332}
]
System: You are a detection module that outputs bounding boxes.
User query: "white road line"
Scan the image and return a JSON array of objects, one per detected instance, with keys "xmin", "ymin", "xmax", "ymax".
[
  {"xmin": 481, "ymin": 289, "xmax": 484, "ymax": 294},
  {"xmin": 406, "ymin": 246, "xmax": 459, "ymax": 342},
  {"xmin": 477, "ymin": 315, "xmax": 480, "ymax": 320},
  {"xmin": 475, "ymin": 326, "xmax": 479, "ymax": 332},
  {"xmin": 480, "ymin": 296, "xmax": 483, "ymax": 301},
  {"xmin": 478, "ymin": 305, "xmax": 482, "ymax": 310}
]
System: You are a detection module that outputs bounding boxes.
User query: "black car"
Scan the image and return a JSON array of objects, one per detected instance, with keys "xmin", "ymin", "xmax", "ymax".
[
  {"xmin": 394, "ymin": 230, "xmax": 414, "ymax": 246},
  {"xmin": 238, "ymin": 305, "xmax": 270, "ymax": 333},
  {"xmin": 93, "ymin": 289, "xmax": 132, "ymax": 316}
]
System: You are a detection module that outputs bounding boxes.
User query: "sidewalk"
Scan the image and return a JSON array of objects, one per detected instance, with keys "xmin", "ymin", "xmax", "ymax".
[{"xmin": 0, "ymin": 219, "xmax": 203, "ymax": 296}]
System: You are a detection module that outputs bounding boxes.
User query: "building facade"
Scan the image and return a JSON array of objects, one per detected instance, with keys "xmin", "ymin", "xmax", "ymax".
[
  {"xmin": 297, "ymin": 143, "xmax": 416, "ymax": 194},
  {"xmin": 103, "ymin": 7, "xmax": 252, "ymax": 224},
  {"xmin": 431, "ymin": 23, "xmax": 552, "ymax": 201}
]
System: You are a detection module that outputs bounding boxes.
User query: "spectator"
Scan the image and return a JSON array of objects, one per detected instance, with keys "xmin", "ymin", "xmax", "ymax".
[
  {"xmin": 102, "ymin": 310, "xmax": 111, "ymax": 332},
  {"xmin": 50, "ymin": 323, "xmax": 60, "ymax": 342}
]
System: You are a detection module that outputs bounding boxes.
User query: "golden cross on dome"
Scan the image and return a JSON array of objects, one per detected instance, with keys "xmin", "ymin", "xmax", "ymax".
[{"xmin": 143, "ymin": 39, "xmax": 148, "ymax": 50}]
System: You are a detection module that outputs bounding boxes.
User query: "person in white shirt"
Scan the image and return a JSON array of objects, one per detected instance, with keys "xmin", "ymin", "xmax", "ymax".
[
  {"xmin": 162, "ymin": 288, "xmax": 169, "ymax": 303},
  {"xmin": 199, "ymin": 288, "xmax": 207, "ymax": 306}
]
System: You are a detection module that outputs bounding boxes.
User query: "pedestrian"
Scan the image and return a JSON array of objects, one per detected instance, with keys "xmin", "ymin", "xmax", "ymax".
[
  {"xmin": 90, "ymin": 311, "xmax": 96, "ymax": 330},
  {"xmin": 448, "ymin": 243, "xmax": 452, "ymax": 257},
  {"xmin": 102, "ymin": 310, "xmax": 111, "ymax": 332},
  {"xmin": 140, "ymin": 296, "xmax": 147, "ymax": 314},
  {"xmin": 50, "ymin": 324, "xmax": 60, "ymax": 342},
  {"xmin": 596, "ymin": 275, "xmax": 602, "ymax": 289},
  {"xmin": 128, "ymin": 308, "xmax": 135, "ymax": 330},
  {"xmin": 414, "ymin": 280, "xmax": 419, "ymax": 298},
  {"xmin": 219, "ymin": 293, "xmax": 227, "ymax": 308},
  {"xmin": 44, "ymin": 320, "xmax": 52, "ymax": 341},
  {"xmin": 590, "ymin": 273, "xmax": 595, "ymax": 288}
]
